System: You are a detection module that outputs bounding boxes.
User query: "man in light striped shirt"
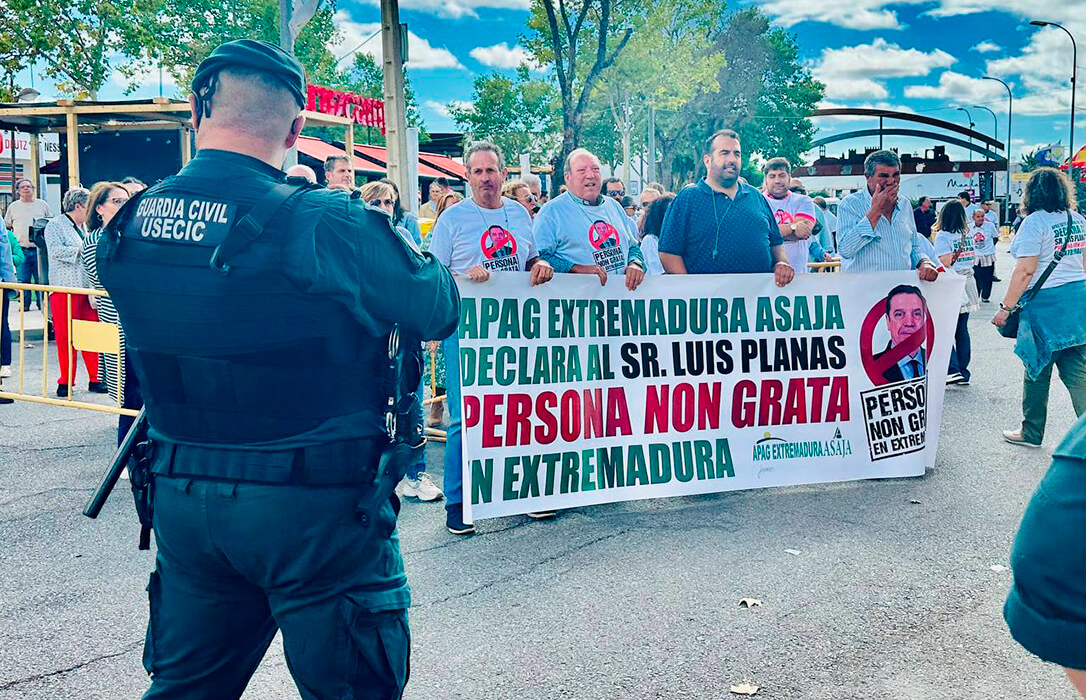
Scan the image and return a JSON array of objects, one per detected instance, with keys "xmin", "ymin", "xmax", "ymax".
[{"xmin": 837, "ymin": 150, "xmax": 940, "ymax": 281}]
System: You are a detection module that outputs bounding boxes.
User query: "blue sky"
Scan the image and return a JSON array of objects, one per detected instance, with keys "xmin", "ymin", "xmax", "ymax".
[{"xmin": 15, "ymin": 0, "xmax": 1086, "ymax": 164}]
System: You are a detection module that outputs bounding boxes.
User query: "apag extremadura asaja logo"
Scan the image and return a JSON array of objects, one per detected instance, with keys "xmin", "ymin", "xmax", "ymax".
[{"xmin": 752, "ymin": 427, "xmax": 853, "ymax": 462}]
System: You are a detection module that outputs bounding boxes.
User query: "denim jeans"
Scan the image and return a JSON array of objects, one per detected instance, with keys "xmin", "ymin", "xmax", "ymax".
[
  {"xmin": 17, "ymin": 247, "xmax": 40, "ymax": 310},
  {"xmin": 406, "ymin": 372, "xmax": 426, "ymax": 481},
  {"xmin": 441, "ymin": 333, "xmax": 463, "ymax": 507},
  {"xmin": 1, "ymin": 292, "xmax": 10, "ymax": 367},
  {"xmin": 948, "ymin": 312, "xmax": 971, "ymax": 381}
]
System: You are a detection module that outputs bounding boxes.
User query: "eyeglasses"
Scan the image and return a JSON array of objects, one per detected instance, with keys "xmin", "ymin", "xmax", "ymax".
[
  {"xmin": 107, "ymin": 197, "xmax": 130, "ymax": 206},
  {"xmin": 369, "ymin": 199, "xmax": 395, "ymax": 208}
]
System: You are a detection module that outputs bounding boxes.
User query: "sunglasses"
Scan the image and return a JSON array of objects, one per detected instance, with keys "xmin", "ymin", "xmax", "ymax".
[
  {"xmin": 369, "ymin": 199, "xmax": 395, "ymax": 208},
  {"xmin": 608, "ymin": 189, "xmax": 626, "ymax": 196}
]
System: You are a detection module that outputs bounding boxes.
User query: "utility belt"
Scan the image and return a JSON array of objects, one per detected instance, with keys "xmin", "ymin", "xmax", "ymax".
[{"xmin": 149, "ymin": 437, "xmax": 391, "ymax": 486}]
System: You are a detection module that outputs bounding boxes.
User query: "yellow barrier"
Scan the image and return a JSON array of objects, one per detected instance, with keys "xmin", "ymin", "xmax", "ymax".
[
  {"xmin": 0, "ymin": 281, "xmax": 138, "ymax": 417},
  {"xmin": 808, "ymin": 260, "xmax": 842, "ymax": 272}
]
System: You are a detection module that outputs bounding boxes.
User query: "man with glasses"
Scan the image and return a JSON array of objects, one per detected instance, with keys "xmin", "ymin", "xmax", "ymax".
[
  {"xmin": 603, "ymin": 177, "xmax": 625, "ymax": 201},
  {"xmin": 3, "ymin": 178, "xmax": 52, "ymax": 310}
]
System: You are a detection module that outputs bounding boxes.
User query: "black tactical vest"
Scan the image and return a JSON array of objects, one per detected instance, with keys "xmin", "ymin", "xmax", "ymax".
[{"xmin": 98, "ymin": 174, "xmax": 388, "ymax": 446}]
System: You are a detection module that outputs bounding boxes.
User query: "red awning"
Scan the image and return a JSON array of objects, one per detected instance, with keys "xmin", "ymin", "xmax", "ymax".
[
  {"xmin": 296, "ymin": 135, "xmax": 384, "ymax": 174},
  {"xmin": 350, "ymin": 144, "xmax": 459, "ymax": 180},
  {"xmin": 418, "ymin": 151, "xmax": 466, "ymax": 180}
]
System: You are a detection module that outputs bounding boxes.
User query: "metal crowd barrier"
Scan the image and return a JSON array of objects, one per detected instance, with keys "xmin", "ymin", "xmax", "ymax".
[
  {"xmin": 808, "ymin": 260, "xmax": 841, "ymax": 272},
  {"xmin": 0, "ymin": 281, "xmax": 137, "ymax": 417}
]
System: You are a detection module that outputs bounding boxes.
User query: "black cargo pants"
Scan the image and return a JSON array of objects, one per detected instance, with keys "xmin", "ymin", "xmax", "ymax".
[{"xmin": 142, "ymin": 476, "xmax": 410, "ymax": 700}]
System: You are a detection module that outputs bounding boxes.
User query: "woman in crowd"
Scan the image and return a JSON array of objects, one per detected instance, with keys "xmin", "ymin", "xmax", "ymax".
[
  {"xmin": 379, "ymin": 178, "xmax": 423, "ymax": 244},
  {"xmin": 423, "ymin": 190, "xmax": 464, "ymax": 428},
  {"xmin": 80, "ymin": 181, "xmax": 141, "ymax": 443},
  {"xmin": 934, "ymin": 200, "xmax": 980, "ymax": 386},
  {"xmin": 992, "ymin": 167, "xmax": 1086, "ymax": 447},
  {"xmin": 620, "ymin": 195, "xmax": 638, "ymax": 220},
  {"xmin": 639, "ymin": 193, "xmax": 674, "ymax": 276},
  {"xmin": 359, "ymin": 179, "xmax": 445, "ymax": 502},
  {"xmin": 970, "ymin": 207, "xmax": 998, "ymax": 303},
  {"xmin": 44, "ymin": 186, "xmax": 106, "ymax": 398},
  {"xmin": 502, "ymin": 179, "xmax": 537, "ymax": 218}
]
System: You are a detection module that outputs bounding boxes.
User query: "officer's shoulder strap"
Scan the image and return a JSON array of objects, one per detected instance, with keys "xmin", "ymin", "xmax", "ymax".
[{"xmin": 210, "ymin": 180, "xmax": 317, "ymax": 273}]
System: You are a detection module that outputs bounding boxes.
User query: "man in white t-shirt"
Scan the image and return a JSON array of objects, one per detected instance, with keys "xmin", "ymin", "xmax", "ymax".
[
  {"xmin": 3, "ymin": 178, "xmax": 52, "ymax": 309},
  {"xmin": 533, "ymin": 148, "xmax": 646, "ymax": 290},
  {"xmin": 428, "ymin": 141, "xmax": 554, "ymax": 535},
  {"xmin": 762, "ymin": 159, "xmax": 816, "ymax": 273}
]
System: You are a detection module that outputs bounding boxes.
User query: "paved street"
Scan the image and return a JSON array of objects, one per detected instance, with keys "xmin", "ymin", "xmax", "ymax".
[{"xmin": 1, "ymin": 260, "xmax": 1081, "ymax": 699}]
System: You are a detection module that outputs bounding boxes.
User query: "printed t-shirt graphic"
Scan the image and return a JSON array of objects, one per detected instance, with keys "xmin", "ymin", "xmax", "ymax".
[
  {"xmin": 427, "ymin": 197, "xmax": 535, "ymax": 274},
  {"xmin": 763, "ymin": 192, "xmax": 817, "ymax": 273},
  {"xmin": 1010, "ymin": 210, "xmax": 1086, "ymax": 290},
  {"xmin": 934, "ymin": 229, "xmax": 976, "ymax": 273},
  {"xmin": 532, "ymin": 192, "xmax": 637, "ymax": 274}
]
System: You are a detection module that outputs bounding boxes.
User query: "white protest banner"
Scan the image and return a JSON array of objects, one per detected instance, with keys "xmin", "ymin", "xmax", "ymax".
[{"xmin": 455, "ymin": 271, "xmax": 965, "ymax": 522}]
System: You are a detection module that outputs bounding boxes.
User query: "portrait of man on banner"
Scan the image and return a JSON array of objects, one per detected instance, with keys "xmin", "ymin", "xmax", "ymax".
[{"xmin": 871, "ymin": 284, "xmax": 930, "ymax": 385}]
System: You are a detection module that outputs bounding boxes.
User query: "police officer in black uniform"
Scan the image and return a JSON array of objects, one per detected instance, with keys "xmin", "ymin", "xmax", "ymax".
[{"xmin": 96, "ymin": 40, "xmax": 459, "ymax": 699}]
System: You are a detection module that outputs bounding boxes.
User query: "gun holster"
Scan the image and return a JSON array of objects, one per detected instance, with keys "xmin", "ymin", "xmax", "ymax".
[
  {"xmin": 355, "ymin": 391, "xmax": 424, "ymax": 528},
  {"xmin": 130, "ymin": 440, "xmax": 155, "ymax": 550}
]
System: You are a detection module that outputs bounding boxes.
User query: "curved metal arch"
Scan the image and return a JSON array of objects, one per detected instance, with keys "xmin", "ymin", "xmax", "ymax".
[
  {"xmin": 810, "ymin": 128, "xmax": 1004, "ymax": 161},
  {"xmin": 813, "ymin": 108, "xmax": 1004, "ymax": 150}
]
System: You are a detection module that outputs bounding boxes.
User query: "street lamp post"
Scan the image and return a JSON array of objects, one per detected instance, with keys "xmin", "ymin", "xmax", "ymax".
[
  {"xmin": 958, "ymin": 106, "xmax": 976, "ymax": 192},
  {"xmin": 982, "ymin": 76, "xmax": 1013, "ymax": 210},
  {"xmin": 1031, "ymin": 20, "xmax": 1077, "ymax": 170},
  {"xmin": 973, "ymin": 104, "xmax": 998, "ymax": 201}
]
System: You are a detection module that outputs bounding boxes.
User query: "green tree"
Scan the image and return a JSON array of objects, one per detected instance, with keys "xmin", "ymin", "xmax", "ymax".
[
  {"xmin": 596, "ymin": 0, "xmax": 724, "ymax": 184},
  {"xmin": 126, "ymin": 0, "xmax": 341, "ymax": 93},
  {"xmin": 524, "ymin": 0, "xmax": 637, "ymax": 185},
  {"xmin": 449, "ymin": 66, "xmax": 561, "ymax": 164},
  {"xmin": 10, "ymin": 0, "xmax": 156, "ymax": 99},
  {"xmin": 653, "ymin": 7, "xmax": 824, "ymax": 189}
]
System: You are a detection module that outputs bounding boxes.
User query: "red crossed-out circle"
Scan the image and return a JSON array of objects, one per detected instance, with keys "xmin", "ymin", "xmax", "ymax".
[
  {"xmin": 479, "ymin": 225, "xmax": 517, "ymax": 260},
  {"xmin": 859, "ymin": 295, "xmax": 936, "ymax": 386},
  {"xmin": 588, "ymin": 220, "xmax": 620, "ymax": 250}
]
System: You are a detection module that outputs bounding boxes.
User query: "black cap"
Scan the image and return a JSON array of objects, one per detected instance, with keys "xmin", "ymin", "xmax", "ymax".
[{"xmin": 191, "ymin": 39, "xmax": 307, "ymax": 109}]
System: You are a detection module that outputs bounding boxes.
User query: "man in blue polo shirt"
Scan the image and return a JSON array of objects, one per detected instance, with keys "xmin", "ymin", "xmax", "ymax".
[{"xmin": 658, "ymin": 129, "xmax": 794, "ymax": 287}]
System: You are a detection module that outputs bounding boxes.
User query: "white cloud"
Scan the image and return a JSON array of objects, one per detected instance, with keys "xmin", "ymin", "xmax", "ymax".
[
  {"xmin": 814, "ymin": 39, "xmax": 956, "ymax": 81},
  {"xmin": 903, "ymin": 71, "xmax": 1007, "ymax": 102},
  {"xmin": 820, "ymin": 77, "xmax": 889, "ymax": 100},
  {"xmin": 356, "ymin": 0, "xmax": 530, "ymax": 20},
  {"xmin": 424, "ymin": 99, "xmax": 472, "ymax": 118},
  {"xmin": 331, "ymin": 11, "xmax": 464, "ymax": 70},
  {"xmin": 970, "ymin": 41, "xmax": 1001, "ymax": 53},
  {"xmin": 469, "ymin": 43, "xmax": 538, "ymax": 70},
  {"xmin": 758, "ymin": 0, "xmax": 925, "ymax": 29},
  {"xmin": 810, "ymin": 39, "xmax": 955, "ymax": 103}
]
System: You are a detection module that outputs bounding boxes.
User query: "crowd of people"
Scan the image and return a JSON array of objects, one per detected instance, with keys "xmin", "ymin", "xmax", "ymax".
[{"xmin": 0, "ymin": 177, "xmax": 147, "ymax": 423}]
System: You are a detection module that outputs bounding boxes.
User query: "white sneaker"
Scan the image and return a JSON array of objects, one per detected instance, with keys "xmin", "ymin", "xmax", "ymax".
[
  {"xmin": 0, "ymin": 366, "xmax": 10, "ymax": 378},
  {"xmin": 946, "ymin": 373, "xmax": 964, "ymax": 385},
  {"xmin": 401, "ymin": 473, "xmax": 444, "ymax": 502}
]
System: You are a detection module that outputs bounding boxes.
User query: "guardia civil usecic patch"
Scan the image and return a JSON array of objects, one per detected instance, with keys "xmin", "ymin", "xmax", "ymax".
[{"xmin": 130, "ymin": 196, "xmax": 238, "ymax": 246}]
